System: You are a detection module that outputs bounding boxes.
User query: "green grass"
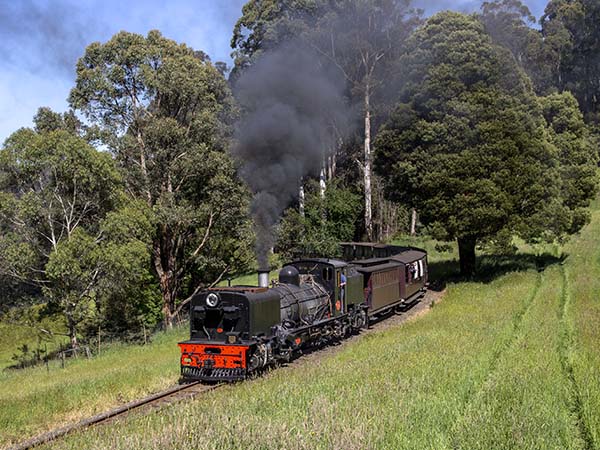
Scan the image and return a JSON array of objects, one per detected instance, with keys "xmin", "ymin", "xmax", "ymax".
[
  {"xmin": 0, "ymin": 305, "xmax": 69, "ymax": 370},
  {"xmin": 42, "ymin": 201, "xmax": 600, "ymax": 450},
  {"xmin": 563, "ymin": 198, "xmax": 600, "ymax": 449},
  {"xmin": 4, "ymin": 203, "xmax": 600, "ymax": 449},
  {"xmin": 0, "ymin": 269, "xmax": 276, "ymax": 447},
  {"xmin": 0, "ymin": 325, "xmax": 187, "ymax": 447},
  {"xmin": 451, "ymin": 268, "xmax": 581, "ymax": 449}
]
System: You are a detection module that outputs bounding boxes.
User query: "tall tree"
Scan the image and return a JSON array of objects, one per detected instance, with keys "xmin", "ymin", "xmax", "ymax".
[
  {"xmin": 309, "ymin": 0, "xmax": 421, "ymax": 241},
  {"xmin": 479, "ymin": 0, "xmax": 537, "ymax": 63},
  {"xmin": 0, "ymin": 121, "xmax": 122, "ymax": 347},
  {"xmin": 69, "ymin": 31, "xmax": 252, "ymax": 328},
  {"xmin": 478, "ymin": 0, "xmax": 548, "ymax": 91},
  {"xmin": 374, "ymin": 12, "xmax": 593, "ymax": 276},
  {"xmin": 231, "ymin": 0, "xmax": 322, "ymax": 80},
  {"xmin": 540, "ymin": 0, "xmax": 600, "ymax": 121},
  {"xmin": 232, "ymin": 1, "xmax": 421, "ymax": 241},
  {"xmin": 540, "ymin": 92, "xmax": 599, "ymax": 232},
  {"xmin": 232, "ymin": 0, "xmax": 339, "ymax": 223}
]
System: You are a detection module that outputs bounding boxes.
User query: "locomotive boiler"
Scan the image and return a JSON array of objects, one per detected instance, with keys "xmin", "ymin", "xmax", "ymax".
[{"xmin": 178, "ymin": 243, "xmax": 428, "ymax": 382}]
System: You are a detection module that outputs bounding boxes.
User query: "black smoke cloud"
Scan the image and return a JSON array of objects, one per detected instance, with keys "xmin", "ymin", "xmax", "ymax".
[
  {"xmin": 233, "ymin": 43, "xmax": 348, "ymax": 268},
  {"xmin": 0, "ymin": 0, "xmax": 103, "ymax": 75}
]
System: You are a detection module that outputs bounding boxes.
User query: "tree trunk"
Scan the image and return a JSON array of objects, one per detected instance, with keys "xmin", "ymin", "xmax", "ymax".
[
  {"xmin": 375, "ymin": 181, "xmax": 384, "ymax": 242},
  {"xmin": 66, "ymin": 312, "xmax": 79, "ymax": 353},
  {"xmin": 158, "ymin": 271, "xmax": 177, "ymax": 330},
  {"xmin": 162, "ymin": 299, "xmax": 174, "ymax": 329},
  {"xmin": 410, "ymin": 209, "xmax": 417, "ymax": 236},
  {"xmin": 364, "ymin": 87, "xmax": 373, "ymax": 241},
  {"xmin": 136, "ymin": 130, "xmax": 152, "ymax": 205},
  {"xmin": 458, "ymin": 237, "xmax": 477, "ymax": 278},
  {"xmin": 299, "ymin": 182, "xmax": 305, "ymax": 218},
  {"xmin": 153, "ymin": 242, "xmax": 178, "ymax": 330},
  {"xmin": 319, "ymin": 164, "xmax": 326, "ymax": 199},
  {"xmin": 332, "ymin": 140, "xmax": 339, "ymax": 179},
  {"xmin": 328, "ymin": 137, "xmax": 340, "ymax": 180}
]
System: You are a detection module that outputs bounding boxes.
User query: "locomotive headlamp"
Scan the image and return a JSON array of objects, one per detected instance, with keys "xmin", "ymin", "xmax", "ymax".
[{"xmin": 206, "ymin": 292, "xmax": 220, "ymax": 308}]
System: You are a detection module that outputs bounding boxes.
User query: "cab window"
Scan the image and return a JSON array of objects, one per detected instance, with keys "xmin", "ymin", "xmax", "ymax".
[{"xmin": 322, "ymin": 266, "xmax": 333, "ymax": 281}]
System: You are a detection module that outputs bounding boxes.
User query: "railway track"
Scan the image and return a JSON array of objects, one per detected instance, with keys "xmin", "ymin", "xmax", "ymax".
[
  {"xmin": 8, "ymin": 381, "xmax": 220, "ymax": 450},
  {"xmin": 8, "ymin": 289, "xmax": 443, "ymax": 450}
]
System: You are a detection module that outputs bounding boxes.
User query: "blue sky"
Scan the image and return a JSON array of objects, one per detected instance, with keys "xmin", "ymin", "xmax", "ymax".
[{"xmin": 0, "ymin": 0, "xmax": 547, "ymax": 142}]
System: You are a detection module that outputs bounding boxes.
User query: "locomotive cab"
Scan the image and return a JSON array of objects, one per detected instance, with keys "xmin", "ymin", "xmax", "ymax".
[{"xmin": 289, "ymin": 259, "xmax": 363, "ymax": 316}]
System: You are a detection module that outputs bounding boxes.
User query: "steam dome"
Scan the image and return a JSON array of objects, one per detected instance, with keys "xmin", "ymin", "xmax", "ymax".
[{"xmin": 279, "ymin": 266, "xmax": 300, "ymax": 286}]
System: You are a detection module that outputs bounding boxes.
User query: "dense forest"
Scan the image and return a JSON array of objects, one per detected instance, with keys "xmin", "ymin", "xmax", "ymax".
[{"xmin": 0, "ymin": 0, "xmax": 598, "ymax": 350}]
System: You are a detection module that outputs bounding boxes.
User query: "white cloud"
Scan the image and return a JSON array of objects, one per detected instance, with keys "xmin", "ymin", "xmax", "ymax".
[{"xmin": 0, "ymin": 0, "xmax": 246, "ymax": 142}]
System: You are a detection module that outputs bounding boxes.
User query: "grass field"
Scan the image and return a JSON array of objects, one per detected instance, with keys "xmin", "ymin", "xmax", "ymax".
[
  {"xmin": 2, "ymin": 201, "xmax": 599, "ymax": 449},
  {"xmin": 45, "ymin": 273, "xmax": 550, "ymax": 450},
  {"xmin": 0, "ymin": 268, "xmax": 281, "ymax": 447},
  {"xmin": 0, "ymin": 326, "xmax": 187, "ymax": 447},
  {"xmin": 0, "ymin": 306, "xmax": 69, "ymax": 370},
  {"xmin": 36, "ymin": 200, "xmax": 600, "ymax": 450}
]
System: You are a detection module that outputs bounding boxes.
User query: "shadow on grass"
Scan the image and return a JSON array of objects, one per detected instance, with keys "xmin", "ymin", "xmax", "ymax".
[{"xmin": 429, "ymin": 252, "xmax": 567, "ymax": 291}]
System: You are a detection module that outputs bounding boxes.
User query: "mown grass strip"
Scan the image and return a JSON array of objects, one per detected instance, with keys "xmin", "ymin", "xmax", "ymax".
[
  {"xmin": 559, "ymin": 264, "xmax": 593, "ymax": 450},
  {"xmin": 450, "ymin": 268, "xmax": 582, "ymax": 449},
  {"xmin": 47, "ymin": 271, "xmax": 539, "ymax": 450},
  {"xmin": 564, "ymin": 199, "xmax": 600, "ymax": 449}
]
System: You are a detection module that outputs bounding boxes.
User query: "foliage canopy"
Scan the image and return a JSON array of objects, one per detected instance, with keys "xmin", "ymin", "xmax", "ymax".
[
  {"xmin": 69, "ymin": 30, "xmax": 252, "ymax": 328},
  {"xmin": 374, "ymin": 12, "xmax": 598, "ymax": 275}
]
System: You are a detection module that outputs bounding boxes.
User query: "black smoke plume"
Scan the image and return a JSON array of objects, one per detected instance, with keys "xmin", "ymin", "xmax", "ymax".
[
  {"xmin": 0, "ymin": 0, "xmax": 103, "ymax": 75},
  {"xmin": 233, "ymin": 43, "xmax": 348, "ymax": 268}
]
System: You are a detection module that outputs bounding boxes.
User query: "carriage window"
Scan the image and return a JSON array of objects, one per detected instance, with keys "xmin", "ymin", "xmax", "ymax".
[{"xmin": 410, "ymin": 262, "xmax": 420, "ymax": 281}]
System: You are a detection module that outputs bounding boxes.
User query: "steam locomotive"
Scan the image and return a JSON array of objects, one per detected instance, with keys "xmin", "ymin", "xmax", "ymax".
[{"xmin": 178, "ymin": 243, "xmax": 428, "ymax": 382}]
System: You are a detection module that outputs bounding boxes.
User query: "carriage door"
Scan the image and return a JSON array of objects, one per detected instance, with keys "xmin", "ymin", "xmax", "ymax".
[{"xmin": 405, "ymin": 260, "xmax": 421, "ymax": 298}]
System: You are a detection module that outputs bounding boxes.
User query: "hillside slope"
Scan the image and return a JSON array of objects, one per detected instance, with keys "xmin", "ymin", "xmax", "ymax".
[{"xmin": 42, "ymin": 201, "xmax": 600, "ymax": 449}]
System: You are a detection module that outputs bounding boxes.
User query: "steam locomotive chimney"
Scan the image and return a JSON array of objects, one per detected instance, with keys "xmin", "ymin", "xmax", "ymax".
[{"xmin": 258, "ymin": 269, "xmax": 269, "ymax": 288}]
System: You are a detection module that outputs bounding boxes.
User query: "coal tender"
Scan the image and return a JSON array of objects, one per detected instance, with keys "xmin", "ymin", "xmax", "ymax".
[{"xmin": 178, "ymin": 244, "xmax": 428, "ymax": 382}]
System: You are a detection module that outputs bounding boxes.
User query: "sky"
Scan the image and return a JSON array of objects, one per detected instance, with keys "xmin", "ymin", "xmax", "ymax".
[{"xmin": 0, "ymin": 0, "xmax": 548, "ymax": 143}]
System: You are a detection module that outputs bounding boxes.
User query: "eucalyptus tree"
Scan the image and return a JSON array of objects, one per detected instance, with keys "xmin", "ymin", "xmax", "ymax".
[
  {"xmin": 231, "ymin": 0, "xmax": 322, "ymax": 80},
  {"xmin": 478, "ymin": 0, "xmax": 537, "ymax": 63},
  {"xmin": 540, "ymin": 0, "xmax": 600, "ymax": 121},
  {"xmin": 0, "ymin": 120, "xmax": 122, "ymax": 348},
  {"xmin": 374, "ymin": 12, "xmax": 596, "ymax": 276},
  {"xmin": 477, "ymin": 0, "xmax": 548, "ymax": 92},
  {"xmin": 307, "ymin": 0, "xmax": 420, "ymax": 241},
  {"xmin": 232, "ymin": 0, "xmax": 421, "ymax": 241},
  {"xmin": 69, "ymin": 31, "xmax": 252, "ymax": 328},
  {"xmin": 231, "ymin": 1, "xmax": 342, "ymax": 216}
]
